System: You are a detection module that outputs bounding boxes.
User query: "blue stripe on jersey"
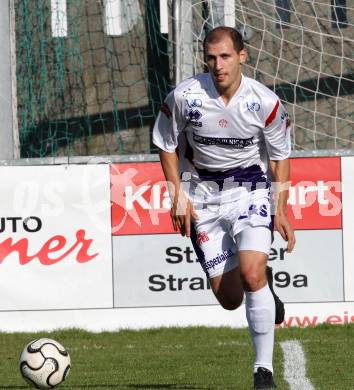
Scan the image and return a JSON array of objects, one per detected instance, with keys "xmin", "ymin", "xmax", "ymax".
[{"xmin": 194, "ymin": 164, "xmax": 271, "ymax": 191}]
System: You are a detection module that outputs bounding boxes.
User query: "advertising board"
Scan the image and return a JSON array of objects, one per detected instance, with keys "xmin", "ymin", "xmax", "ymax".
[
  {"xmin": 111, "ymin": 157, "xmax": 344, "ymax": 308},
  {"xmin": 341, "ymin": 156, "xmax": 354, "ymax": 301},
  {"xmin": 0, "ymin": 165, "xmax": 113, "ymax": 311},
  {"xmin": 111, "ymin": 157, "xmax": 342, "ymax": 235},
  {"xmin": 0, "ymin": 156, "xmax": 349, "ymax": 331}
]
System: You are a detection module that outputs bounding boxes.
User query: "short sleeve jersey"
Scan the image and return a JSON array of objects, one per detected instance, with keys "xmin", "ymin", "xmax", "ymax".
[
  {"xmin": 153, "ymin": 72, "xmax": 290, "ymax": 167},
  {"xmin": 153, "ymin": 73, "xmax": 291, "ymax": 204}
]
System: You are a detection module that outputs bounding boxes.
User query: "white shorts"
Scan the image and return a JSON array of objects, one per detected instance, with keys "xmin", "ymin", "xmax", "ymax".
[{"xmin": 191, "ymin": 189, "xmax": 273, "ymax": 279}]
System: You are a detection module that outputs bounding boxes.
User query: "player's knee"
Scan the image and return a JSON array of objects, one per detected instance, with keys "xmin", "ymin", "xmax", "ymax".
[{"xmin": 241, "ymin": 270, "xmax": 265, "ymax": 292}]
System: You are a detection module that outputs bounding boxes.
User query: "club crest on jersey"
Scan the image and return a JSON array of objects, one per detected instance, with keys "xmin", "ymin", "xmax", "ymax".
[
  {"xmin": 219, "ymin": 119, "xmax": 228, "ymax": 128},
  {"xmin": 187, "ymin": 98, "xmax": 202, "ymax": 108},
  {"xmin": 246, "ymin": 102, "xmax": 261, "ymax": 112}
]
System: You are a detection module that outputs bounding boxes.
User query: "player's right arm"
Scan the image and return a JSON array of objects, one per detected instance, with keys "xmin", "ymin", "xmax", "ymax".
[
  {"xmin": 152, "ymin": 89, "xmax": 197, "ymax": 237},
  {"xmin": 159, "ymin": 150, "xmax": 197, "ymax": 237}
]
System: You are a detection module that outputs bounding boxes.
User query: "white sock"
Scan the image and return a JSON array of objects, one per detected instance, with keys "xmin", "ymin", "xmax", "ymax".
[{"xmin": 245, "ymin": 283, "xmax": 275, "ymax": 373}]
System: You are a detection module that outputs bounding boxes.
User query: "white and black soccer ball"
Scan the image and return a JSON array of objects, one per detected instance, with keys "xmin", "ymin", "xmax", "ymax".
[
  {"xmin": 239, "ymin": 25, "xmax": 254, "ymax": 41},
  {"xmin": 19, "ymin": 338, "xmax": 71, "ymax": 389}
]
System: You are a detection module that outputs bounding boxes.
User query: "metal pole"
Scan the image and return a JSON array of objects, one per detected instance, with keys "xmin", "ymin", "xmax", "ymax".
[
  {"xmin": 0, "ymin": 0, "xmax": 19, "ymax": 159},
  {"xmin": 9, "ymin": 0, "xmax": 19, "ymax": 158},
  {"xmin": 172, "ymin": 0, "xmax": 181, "ymax": 85}
]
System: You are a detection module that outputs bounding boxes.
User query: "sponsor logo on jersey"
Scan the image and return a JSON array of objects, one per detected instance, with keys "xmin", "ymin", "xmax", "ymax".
[
  {"xmin": 201, "ymin": 248, "xmax": 234, "ymax": 272},
  {"xmin": 187, "ymin": 109, "xmax": 203, "ymax": 127},
  {"xmin": 187, "ymin": 98, "xmax": 202, "ymax": 108},
  {"xmin": 160, "ymin": 102, "xmax": 172, "ymax": 118},
  {"xmin": 218, "ymin": 119, "xmax": 228, "ymax": 128},
  {"xmin": 187, "ymin": 109, "xmax": 202, "ymax": 121},
  {"xmin": 246, "ymin": 102, "xmax": 261, "ymax": 112},
  {"xmin": 193, "ymin": 133, "xmax": 254, "ymax": 148}
]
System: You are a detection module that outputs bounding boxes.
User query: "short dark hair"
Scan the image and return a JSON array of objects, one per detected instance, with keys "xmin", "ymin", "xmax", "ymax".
[{"xmin": 203, "ymin": 26, "xmax": 244, "ymax": 54}]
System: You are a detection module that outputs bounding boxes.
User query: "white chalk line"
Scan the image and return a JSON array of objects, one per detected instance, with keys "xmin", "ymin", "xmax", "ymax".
[{"xmin": 281, "ymin": 340, "xmax": 315, "ymax": 390}]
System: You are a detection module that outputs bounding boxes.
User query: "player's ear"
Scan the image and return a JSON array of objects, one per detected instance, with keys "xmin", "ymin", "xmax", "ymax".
[{"xmin": 239, "ymin": 48, "xmax": 248, "ymax": 64}]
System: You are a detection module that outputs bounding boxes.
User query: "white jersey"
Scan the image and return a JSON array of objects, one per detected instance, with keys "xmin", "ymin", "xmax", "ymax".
[{"xmin": 153, "ymin": 73, "xmax": 291, "ymax": 204}]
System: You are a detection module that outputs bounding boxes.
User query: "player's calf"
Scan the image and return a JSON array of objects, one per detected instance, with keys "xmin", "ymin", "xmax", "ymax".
[{"xmin": 208, "ymin": 267, "xmax": 244, "ymax": 310}]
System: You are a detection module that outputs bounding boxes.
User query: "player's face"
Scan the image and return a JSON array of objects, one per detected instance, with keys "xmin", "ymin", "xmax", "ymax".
[{"xmin": 205, "ymin": 37, "xmax": 247, "ymax": 97}]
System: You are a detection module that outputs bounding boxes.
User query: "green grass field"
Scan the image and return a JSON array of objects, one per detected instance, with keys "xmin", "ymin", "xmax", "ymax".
[{"xmin": 1, "ymin": 324, "xmax": 353, "ymax": 390}]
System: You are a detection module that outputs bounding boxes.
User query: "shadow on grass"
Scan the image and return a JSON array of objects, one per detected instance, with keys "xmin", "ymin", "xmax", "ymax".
[
  {"xmin": 125, "ymin": 385, "xmax": 212, "ymax": 389},
  {"xmin": 0, "ymin": 387, "xmax": 29, "ymax": 389},
  {"xmin": 62, "ymin": 384, "xmax": 213, "ymax": 389},
  {"xmin": 0, "ymin": 383, "xmax": 217, "ymax": 390}
]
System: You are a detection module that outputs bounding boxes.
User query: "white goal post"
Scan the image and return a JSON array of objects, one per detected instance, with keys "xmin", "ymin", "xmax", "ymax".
[{"xmin": 0, "ymin": 0, "xmax": 19, "ymax": 160}]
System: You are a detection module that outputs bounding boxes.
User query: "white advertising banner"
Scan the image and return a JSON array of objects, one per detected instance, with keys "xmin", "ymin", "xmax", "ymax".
[
  {"xmin": 270, "ymin": 230, "xmax": 343, "ymax": 302},
  {"xmin": 0, "ymin": 165, "xmax": 113, "ymax": 311},
  {"xmin": 0, "ymin": 301, "xmax": 353, "ymax": 332},
  {"xmin": 0, "ymin": 155, "xmax": 351, "ymax": 332},
  {"xmin": 113, "ymin": 230, "xmax": 343, "ymax": 308},
  {"xmin": 342, "ymin": 156, "xmax": 354, "ymax": 301},
  {"xmin": 113, "ymin": 234, "xmax": 218, "ymax": 307},
  {"xmin": 112, "ymin": 157, "xmax": 345, "ymax": 309}
]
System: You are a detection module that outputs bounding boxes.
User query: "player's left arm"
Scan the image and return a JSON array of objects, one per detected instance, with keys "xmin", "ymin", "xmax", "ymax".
[
  {"xmin": 268, "ymin": 158, "xmax": 295, "ymax": 253},
  {"xmin": 263, "ymin": 99, "xmax": 295, "ymax": 252}
]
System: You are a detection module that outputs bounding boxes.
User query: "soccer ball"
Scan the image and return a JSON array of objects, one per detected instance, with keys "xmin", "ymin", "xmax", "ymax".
[
  {"xmin": 19, "ymin": 338, "xmax": 71, "ymax": 389},
  {"xmin": 239, "ymin": 25, "xmax": 254, "ymax": 41}
]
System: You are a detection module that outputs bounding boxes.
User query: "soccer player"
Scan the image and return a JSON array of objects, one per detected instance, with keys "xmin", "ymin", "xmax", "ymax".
[{"xmin": 153, "ymin": 26, "xmax": 295, "ymax": 389}]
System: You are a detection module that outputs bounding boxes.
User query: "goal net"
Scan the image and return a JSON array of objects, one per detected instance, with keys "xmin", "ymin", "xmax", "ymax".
[
  {"xmin": 15, "ymin": 0, "xmax": 171, "ymax": 157},
  {"xmin": 177, "ymin": 0, "xmax": 353, "ymax": 152},
  {"xmin": 13, "ymin": 0, "xmax": 353, "ymax": 157}
]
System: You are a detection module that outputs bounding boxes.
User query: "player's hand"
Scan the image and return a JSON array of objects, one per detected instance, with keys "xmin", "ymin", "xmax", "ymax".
[
  {"xmin": 171, "ymin": 194, "xmax": 198, "ymax": 237},
  {"xmin": 274, "ymin": 213, "xmax": 296, "ymax": 253}
]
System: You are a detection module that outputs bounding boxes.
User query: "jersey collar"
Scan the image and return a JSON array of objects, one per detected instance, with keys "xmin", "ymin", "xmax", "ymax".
[{"xmin": 207, "ymin": 73, "xmax": 246, "ymax": 107}]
